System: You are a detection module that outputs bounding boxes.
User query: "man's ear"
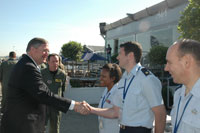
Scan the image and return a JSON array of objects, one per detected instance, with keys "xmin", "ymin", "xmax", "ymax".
[
  {"xmin": 128, "ymin": 52, "xmax": 136, "ymax": 63},
  {"xmin": 128, "ymin": 52, "xmax": 134, "ymax": 58},
  {"xmin": 182, "ymin": 54, "xmax": 192, "ymax": 68}
]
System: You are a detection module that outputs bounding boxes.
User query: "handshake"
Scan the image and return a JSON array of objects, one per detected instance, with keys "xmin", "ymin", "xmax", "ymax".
[
  {"xmin": 73, "ymin": 100, "xmax": 119, "ymax": 119},
  {"xmin": 73, "ymin": 101, "xmax": 93, "ymax": 115}
]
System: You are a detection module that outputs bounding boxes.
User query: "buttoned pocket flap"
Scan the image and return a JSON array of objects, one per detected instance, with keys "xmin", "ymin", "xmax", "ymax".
[{"xmin": 183, "ymin": 105, "xmax": 200, "ymax": 128}]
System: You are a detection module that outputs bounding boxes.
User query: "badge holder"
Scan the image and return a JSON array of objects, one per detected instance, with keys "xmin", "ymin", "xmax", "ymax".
[{"xmin": 99, "ymin": 118, "xmax": 104, "ymax": 129}]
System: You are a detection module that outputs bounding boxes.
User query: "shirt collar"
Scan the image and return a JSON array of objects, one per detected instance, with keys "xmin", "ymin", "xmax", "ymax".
[
  {"xmin": 123, "ymin": 63, "xmax": 141, "ymax": 79},
  {"xmin": 180, "ymin": 78, "xmax": 200, "ymax": 98},
  {"xmin": 190, "ymin": 78, "xmax": 200, "ymax": 98},
  {"xmin": 26, "ymin": 54, "xmax": 40, "ymax": 71}
]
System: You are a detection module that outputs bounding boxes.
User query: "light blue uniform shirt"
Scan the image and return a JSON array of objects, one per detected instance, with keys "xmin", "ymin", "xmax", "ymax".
[
  {"xmin": 113, "ymin": 63, "xmax": 163, "ymax": 128},
  {"xmin": 98, "ymin": 85, "xmax": 120, "ymax": 133},
  {"xmin": 171, "ymin": 78, "xmax": 200, "ymax": 133}
]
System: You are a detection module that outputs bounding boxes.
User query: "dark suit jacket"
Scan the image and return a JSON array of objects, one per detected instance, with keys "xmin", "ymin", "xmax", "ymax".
[{"xmin": 0, "ymin": 54, "xmax": 71, "ymax": 133}]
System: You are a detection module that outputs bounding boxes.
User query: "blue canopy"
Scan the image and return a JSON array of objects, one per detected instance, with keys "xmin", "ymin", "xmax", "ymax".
[
  {"xmin": 61, "ymin": 56, "xmax": 71, "ymax": 63},
  {"xmin": 82, "ymin": 52, "xmax": 106, "ymax": 61}
]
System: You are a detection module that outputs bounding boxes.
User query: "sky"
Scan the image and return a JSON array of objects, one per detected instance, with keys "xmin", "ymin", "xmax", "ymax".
[{"xmin": 0, "ymin": 0, "xmax": 164, "ymax": 56}]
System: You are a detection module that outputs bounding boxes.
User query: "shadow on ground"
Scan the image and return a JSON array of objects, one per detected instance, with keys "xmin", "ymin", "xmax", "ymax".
[{"xmin": 60, "ymin": 105, "xmax": 99, "ymax": 133}]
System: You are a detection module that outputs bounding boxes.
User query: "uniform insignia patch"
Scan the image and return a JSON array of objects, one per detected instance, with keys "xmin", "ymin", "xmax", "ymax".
[
  {"xmin": 191, "ymin": 109, "xmax": 198, "ymax": 115},
  {"xmin": 106, "ymin": 100, "xmax": 111, "ymax": 104},
  {"xmin": 141, "ymin": 68, "xmax": 150, "ymax": 76},
  {"xmin": 55, "ymin": 79, "xmax": 62, "ymax": 82}
]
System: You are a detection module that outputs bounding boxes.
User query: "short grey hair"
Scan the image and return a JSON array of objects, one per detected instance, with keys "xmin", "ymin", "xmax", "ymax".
[{"xmin": 26, "ymin": 37, "xmax": 48, "ymax": 52}]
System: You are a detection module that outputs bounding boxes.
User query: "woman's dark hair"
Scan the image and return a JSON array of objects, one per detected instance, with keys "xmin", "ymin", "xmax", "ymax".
[{"xmin": 102, "ymin": 63, "xmax": 122, "ymax": 84}]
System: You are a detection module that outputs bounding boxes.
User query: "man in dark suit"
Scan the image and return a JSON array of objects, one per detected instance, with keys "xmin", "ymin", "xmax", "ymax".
[{"xmin": 0, "ymin": 38, "xmax": 89, "ymax": 133}]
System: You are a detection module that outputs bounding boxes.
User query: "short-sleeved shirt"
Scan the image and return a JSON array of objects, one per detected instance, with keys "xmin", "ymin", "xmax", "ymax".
[
  {"xmin": 98, "ymin": 85, "xmax": 120, "ymax": 133},
  {"xmin": 113, "ymin": 63, "xmax": 163, "ymax": 128},
  {"xmin": 171, "ymin": 78, "xmax": 200, "ymax": 133}
]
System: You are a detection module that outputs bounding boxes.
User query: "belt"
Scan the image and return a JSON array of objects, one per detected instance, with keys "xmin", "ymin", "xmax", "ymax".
[
  {"xmin": 120, "ymin": 124, "xmax": 151, "ymax": 130},
  {"xmin": 120, "ymin": 124, "xmax": 132, "ymax": 129}
]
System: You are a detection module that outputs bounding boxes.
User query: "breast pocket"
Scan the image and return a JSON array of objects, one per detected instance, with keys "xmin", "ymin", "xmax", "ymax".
[
  {"xmin": 183, "ymin": 101, "xmax": 200, "ymax": 128},
  {"xmin": 128, "ymin": 88, "xmax": 144, "ymax": 110}
]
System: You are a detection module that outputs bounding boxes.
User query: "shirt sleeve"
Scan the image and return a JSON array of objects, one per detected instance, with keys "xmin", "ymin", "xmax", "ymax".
[
  {"xmin": 142, "ymin": 76, "xmax": 163, "ymax": 108},
  {"xmin": 69, "ymin": 100, "xmax": 75, "ymax": 110},
  {"xmin": 112, "ymin": 84, "xmax": 123, "ymax": 108}
]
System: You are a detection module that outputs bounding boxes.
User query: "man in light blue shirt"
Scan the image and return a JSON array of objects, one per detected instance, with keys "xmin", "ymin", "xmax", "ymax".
[
  {"xmin": 88, "ymin": 41, "xmax": 166, "ymax": 133},
  {"xmin": 165, "ymin": 39, "xmax": 200, "ymax": 133}
]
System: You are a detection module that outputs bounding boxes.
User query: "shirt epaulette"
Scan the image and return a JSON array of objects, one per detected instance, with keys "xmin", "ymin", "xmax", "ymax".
[
  {"xmin": 118, "ymin": 87, "xmax": 124, "ymax": 90},
  {"xmin": 141, "ymin": 68, "xmax": 150, "ymax": 76}
]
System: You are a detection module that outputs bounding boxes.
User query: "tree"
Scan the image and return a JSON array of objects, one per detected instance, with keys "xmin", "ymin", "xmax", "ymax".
[
  {"xmin": 61, "ymin": 41, "xmax": 83, "ymax": 61},
  {"xmin": 178, "ymin": 0, "xmax": 200, "ymax": 41},
  {"xmin": 148, "ymin": 45, "xmax": 168, "ymax": 65},
  {"xmin": 148, "ymin": 45, "xmax": 169, "ymax": 109},
  {"xmin": 111, "ymin": 53, "xmax": 118, "ymax": 63}
]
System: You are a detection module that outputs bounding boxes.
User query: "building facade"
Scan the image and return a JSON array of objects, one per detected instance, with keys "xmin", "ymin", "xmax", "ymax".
[{"xmin": 100, "ymin": 0, "xmax": 188, "ymax": 59}]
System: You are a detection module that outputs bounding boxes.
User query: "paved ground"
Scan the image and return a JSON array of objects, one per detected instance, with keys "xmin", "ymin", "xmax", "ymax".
[
  {"xmin": 0, "ymin": 84, "xmax": 99, "ymax": 133},
  {"xmin": 59, "ymin": 109, "xmax": 99, "ymax": 133}
]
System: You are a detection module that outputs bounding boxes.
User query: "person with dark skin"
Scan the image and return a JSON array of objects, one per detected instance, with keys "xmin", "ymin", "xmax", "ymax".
[
  {"xmin": 87, "ymin": 42, "xmax": 166, "ymax": 133},
  {"xmin": 90, "ymin": 63, "xmax": 122, "ymax": 133}
]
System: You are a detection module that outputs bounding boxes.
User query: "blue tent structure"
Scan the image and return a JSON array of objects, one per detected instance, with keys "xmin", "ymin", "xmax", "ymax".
[
  {"xmin": 81, "ymin": 52, "xmax": 106, "ymax": 71},
  {"xmin": 62, "ymin": 58, "xmax": 70, "ymax": 62},
  {"xmin": 81, "ymin": 52, "xmax": 106, "ymax": 61},
  {"xmin": 61, "ymin": 55, "xmax": 71, "ymax": 63}
]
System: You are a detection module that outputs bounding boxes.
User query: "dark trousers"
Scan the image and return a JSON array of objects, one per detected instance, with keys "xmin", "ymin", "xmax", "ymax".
[{"xmin": 120, "ymin": 126, "xmax": 152, "ymax": 133}]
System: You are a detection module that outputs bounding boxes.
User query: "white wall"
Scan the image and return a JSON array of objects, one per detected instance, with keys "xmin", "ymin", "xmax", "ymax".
[{"xmin": 64, "ymin": 87, "xmax": 105, "ymax": 104}]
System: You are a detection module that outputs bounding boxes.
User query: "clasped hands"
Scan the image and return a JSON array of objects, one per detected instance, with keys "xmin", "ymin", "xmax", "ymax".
[{"xmin": 74, "ymin": 101, "xmax": 93, "ymax": 115}]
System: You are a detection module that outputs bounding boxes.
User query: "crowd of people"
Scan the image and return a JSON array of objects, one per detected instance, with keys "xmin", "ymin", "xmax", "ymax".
[{"xmin": 0, "ymin": 37, "xmax": 200, "ymax": 133}]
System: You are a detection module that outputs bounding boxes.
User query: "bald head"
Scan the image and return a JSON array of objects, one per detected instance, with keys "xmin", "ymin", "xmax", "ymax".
[{"xmin": 165, "ymin": 39, "xmax": 200, "ymax": 85}]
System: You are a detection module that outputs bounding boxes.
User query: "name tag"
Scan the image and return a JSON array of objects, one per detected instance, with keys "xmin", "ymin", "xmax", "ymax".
[{"xmin": 55, "ymin": 79, "xmax": 62, "ymax": 82}]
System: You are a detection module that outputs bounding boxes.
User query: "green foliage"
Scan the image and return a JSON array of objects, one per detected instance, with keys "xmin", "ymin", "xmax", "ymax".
[
  {"xmin": 61, "ymin": 41, "xmax": 83, "ymax": 61},
  {"xmin": 148, "ymin": 45, "xmax": 168, "ymax": 65},
  {"xmin": 162, "ymin": 87, "xmax": 173, "ymax": 110},
  {"xmin": 178, "ymin": 0, "xmax": 200, "ymax": 41},
  {"xmin": 70, "ymin": 79, "xmax": 81, "ymax": 87},
  {"xmin": 111, "ymin": 53, "xmax": 118, "ymax": 63}
]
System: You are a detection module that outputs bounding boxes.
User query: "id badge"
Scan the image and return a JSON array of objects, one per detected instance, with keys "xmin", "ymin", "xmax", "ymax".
[{"xmin": 99, "ymin": 119, "xmax": 103, "ymax": 129}]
